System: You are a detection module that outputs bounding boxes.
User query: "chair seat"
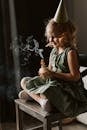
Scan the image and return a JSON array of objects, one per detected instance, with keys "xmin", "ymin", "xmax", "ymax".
[{"xmin": 15, "ymin": 99, "xmax": 67, "ymax": 130}]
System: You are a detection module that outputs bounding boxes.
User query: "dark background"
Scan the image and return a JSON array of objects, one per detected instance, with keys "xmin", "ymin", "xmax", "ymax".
[{"xmin": 0, "ymin": 0, "xmax": 59, "ymax": 122}]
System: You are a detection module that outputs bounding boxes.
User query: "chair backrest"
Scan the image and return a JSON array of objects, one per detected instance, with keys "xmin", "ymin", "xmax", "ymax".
[
  {"xmin": 79, "ymin": 54, "xmax": 87, "ymax": 77},
  {"xmin": 79, "ymin": 54, "xmax": 87, "ymax": 90},
  {"xmin": 79, "ymin": 54, "xmax": 87, "ymax": 67}
]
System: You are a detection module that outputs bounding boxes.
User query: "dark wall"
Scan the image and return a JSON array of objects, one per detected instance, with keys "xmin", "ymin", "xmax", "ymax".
[
  {"xmin": 0, "ymin": 1, "xmax": 12, "ymax": 122},
  {"xmin": 0, "ymin": 1, "xmax": 7, "ymax": 88},
  {"xmin": 0, "ymin": 0, "xmax": 59, "ymax": 94},
  {"xmin": 14, "ymin": 0, "xmax": 59, "ymax": 77},
  {"xmin": 0, "ymin": 0, "xmax": 60, "ymax": 122},
  {"xmin": 14, "ymin": 0, "xmax": 58, "ymax": 38}
]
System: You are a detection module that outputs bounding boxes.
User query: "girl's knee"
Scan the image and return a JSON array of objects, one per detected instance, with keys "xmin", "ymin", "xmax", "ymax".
[{"xmin": 20, "ymin": 77, "xmax": 31, "ymax": 90}]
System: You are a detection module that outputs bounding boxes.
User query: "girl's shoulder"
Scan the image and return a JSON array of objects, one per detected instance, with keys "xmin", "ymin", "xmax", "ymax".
[
  {"xmin": 50, "ymin": 47, "xmax": 78, "ymax": 57},
  {"xmin": 65, "ymin": 47, "xmax": 78, "ymax": 55}
]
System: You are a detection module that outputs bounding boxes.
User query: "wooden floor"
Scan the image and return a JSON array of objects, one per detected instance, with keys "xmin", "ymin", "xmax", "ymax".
[
  {"xmin": 1, "ymin": 120, "xmax": 87, "ymax": 130},
  {"xmin": 1, "ymin": 113, "xmax": 87, "ymax": 130}
]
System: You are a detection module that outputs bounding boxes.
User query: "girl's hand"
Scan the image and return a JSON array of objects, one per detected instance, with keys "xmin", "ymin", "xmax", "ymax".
[{"xmin": 39, "ymin": 67, "xmax": 52, "ymax": 79}]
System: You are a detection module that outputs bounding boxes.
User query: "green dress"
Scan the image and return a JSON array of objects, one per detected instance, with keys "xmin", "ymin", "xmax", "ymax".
[{"xmin": 26, "ymin": 47, "xmax": 87, "ymax": 117}]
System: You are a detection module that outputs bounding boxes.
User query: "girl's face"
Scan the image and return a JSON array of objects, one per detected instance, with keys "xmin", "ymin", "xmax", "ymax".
[
  {"xmin": 46, "ymin": 26, "xmax": 65, "ymax": 48},
  {"xmin": 45, "ymin": 19, "xmax": 76, "ymax": 49}
]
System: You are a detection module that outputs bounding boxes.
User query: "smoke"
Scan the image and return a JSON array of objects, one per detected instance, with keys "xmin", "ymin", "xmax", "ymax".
[
  {"xmin": 26, "ymin": 35, "xmax": 44, "ymax": 59},
  {"xmin": 10, "ymin": 35, "xmax": 44, "ymax": 66}
]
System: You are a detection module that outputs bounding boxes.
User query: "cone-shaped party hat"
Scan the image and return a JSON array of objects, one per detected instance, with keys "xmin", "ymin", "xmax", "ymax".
[{"xmin": 53, "ymin": 0, "xmax": 68, "ymax": 23}]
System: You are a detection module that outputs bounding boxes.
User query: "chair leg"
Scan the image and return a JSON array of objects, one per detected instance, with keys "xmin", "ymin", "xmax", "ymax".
[
  {"xmin": 15, "ymin": 103, "xmax": 23, "ymax": 130},
  {"xmin": 43, "ymin": 118, "xmax": 51, "ymax": 130},
  {"xmin": 58, "ymin": 120, "xmax": 62, "ymax": 130}
]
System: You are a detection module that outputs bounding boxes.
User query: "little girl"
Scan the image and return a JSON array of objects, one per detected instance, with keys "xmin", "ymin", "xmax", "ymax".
[{"xmin": 19, "ymin": 0, "xmax": 87, "ymax": 117}]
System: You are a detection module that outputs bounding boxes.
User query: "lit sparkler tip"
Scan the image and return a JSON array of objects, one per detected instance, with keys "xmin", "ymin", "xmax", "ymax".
[{"xmin": 45, "ymin": 43, "xmax": 53, "ymax": 47}]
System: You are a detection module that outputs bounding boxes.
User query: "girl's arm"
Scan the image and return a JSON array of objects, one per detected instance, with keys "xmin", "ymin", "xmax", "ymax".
[{"xmin": 50, "ymin": 50, "xmax": 80, "ymax": 81}]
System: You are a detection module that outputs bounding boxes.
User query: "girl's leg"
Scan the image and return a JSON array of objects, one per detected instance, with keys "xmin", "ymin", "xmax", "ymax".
[
  {"xmin": 20, "ymin": 77, "xmax": 31, "ymax": 90},
  {"xmin": 18, "ymin": 90, "xmax": 33, "ymax": 101},
  {"xmin": 28, "ymin": 93, "xmax": 52, "ymax": 112},
  {"xmin": 20, "ymin": 77, "xmax": 52, "ymax": 112},
  {"xmin": 19, "ymin": 77, "xmax": 33, "ymax": 101},
  {"xmin": 20, "ymin": 77, "xmax": 42, "ymax": 102}
]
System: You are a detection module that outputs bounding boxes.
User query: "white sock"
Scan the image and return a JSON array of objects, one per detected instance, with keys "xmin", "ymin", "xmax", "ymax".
[
  {"xmin": 39, "ymin": 98, "xmax": 52, "ymax": 112},
  {"xmin": 39, "ymin": 99, "xmax": 48, "ymax": 108}
]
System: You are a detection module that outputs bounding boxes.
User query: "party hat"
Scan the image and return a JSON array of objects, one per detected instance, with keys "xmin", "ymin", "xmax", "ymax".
[{"xmin": 53, "ymin": 0, "xmax": 68, "ymax": 23}]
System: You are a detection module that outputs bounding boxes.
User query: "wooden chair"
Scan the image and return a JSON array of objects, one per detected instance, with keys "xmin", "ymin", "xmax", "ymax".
[{"xmin": 15, "ymin": 99, "xmax": 67, "ymax": 130}]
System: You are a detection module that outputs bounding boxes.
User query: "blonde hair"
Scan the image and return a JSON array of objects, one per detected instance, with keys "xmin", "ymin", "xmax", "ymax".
[{"xmin": 45, "ymin": 19, "xmax": 77, "ymax": 49}]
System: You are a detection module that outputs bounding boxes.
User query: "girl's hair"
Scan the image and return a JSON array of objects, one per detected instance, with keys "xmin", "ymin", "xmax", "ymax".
[{"xmin": 45, "ymin": 18, "xmax": 77, "ymax": 49}]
